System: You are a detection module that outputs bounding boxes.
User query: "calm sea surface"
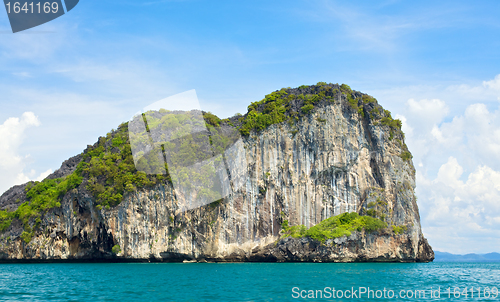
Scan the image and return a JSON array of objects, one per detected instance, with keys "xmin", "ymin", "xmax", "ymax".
[{"xmin": 0, "ymin": 262, "xmax": 498, "ymax": 301}]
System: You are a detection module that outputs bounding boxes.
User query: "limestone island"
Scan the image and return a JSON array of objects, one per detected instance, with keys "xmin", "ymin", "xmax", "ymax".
[{"xmin": 0, "ymin": 83, "xmax": 434, "ymax": 263}]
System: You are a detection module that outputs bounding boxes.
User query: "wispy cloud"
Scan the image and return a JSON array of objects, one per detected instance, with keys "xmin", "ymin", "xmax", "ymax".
[
  {"xmin": 12, "ymin": 72, "xmax": 32, "ymax": 78},
  {"xmin": 293, "ymin": 0, "xmax": 470, "ymax": 54}
]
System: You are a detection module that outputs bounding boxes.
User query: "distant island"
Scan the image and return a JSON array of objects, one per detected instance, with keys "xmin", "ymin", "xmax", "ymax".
[{"xmin": 434, "ymin": 251, "xmax": 500, "ymax": 262}]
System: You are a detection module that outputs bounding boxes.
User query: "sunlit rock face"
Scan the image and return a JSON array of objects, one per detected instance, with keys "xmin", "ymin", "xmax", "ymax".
[{"xmin": 0, "ymin": 87, "xmax": 433, "ymax": 262}]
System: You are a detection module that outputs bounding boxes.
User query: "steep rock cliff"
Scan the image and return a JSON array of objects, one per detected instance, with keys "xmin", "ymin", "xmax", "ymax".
[{"xmin": 0, "ymin": 83, "xmax": 434, "ymax": 262}]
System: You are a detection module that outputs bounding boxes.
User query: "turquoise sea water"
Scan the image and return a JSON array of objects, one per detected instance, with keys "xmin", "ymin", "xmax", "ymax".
[{"xmin": 0, "ymin": 262, "xmax": 498, "ymax": 301}]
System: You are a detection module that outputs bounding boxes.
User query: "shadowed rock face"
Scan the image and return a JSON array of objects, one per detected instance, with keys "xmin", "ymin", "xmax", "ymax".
[{"xmin": 0, "ymin": 87, "xmax": 433, "ymax": 263}]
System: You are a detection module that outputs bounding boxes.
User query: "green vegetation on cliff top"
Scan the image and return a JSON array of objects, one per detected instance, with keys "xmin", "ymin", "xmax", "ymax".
[{"xmin": 231, "ymin": 82, "xmax": 404, "ymax": 139}]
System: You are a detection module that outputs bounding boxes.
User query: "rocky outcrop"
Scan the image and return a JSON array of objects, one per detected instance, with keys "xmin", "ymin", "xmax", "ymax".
[
  {"xmin": 0, "ymin": 84, "xmax": 433, "ymax": 262},
  {"xmin": 250, "ymin": 233, "xmax": 434, "ymax": 263}
]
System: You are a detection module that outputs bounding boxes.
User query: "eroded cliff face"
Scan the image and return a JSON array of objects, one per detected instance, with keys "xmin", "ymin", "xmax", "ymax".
[{"xmin": 0, "ymin": 87, "xmax": 434, "ymax": 262}]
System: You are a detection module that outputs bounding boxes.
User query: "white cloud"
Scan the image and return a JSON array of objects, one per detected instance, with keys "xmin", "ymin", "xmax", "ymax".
[
  {"xmin": 0, "ymin": 112, "xmax": 51, "ymax": 195},
  {"xmin": 418, "ymin": 158, "xmax": 500, "ymax": 253},
  {"xmin": 483, "ymin": 74, "xmax": 500, "ymax": 92},
  {"xmin": 407, "ymin": 98, "xmax": 449, "ymax": 128},
  {"xmin": 0, "ymin": 112, "xmax": 40, "ymax": 169},
  {"xmin": 393, "ymin": 75, "xmax": 500, "ymax": 253},
  {"xmin": 15, "ymin": 168, "xmax": 53, "ymax": 184},
  {"xmin": 399, "ymin": 92, "xmax": 500, "ymax": 173},
  {"xmin": 444, "ymin": 77, "xmax": 500, "ymax": 103}
]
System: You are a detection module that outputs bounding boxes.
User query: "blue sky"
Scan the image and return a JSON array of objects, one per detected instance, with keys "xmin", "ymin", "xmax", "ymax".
[{"xmin": 1, "ymin": 0, "xmax": 499, "ymax": 253}]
